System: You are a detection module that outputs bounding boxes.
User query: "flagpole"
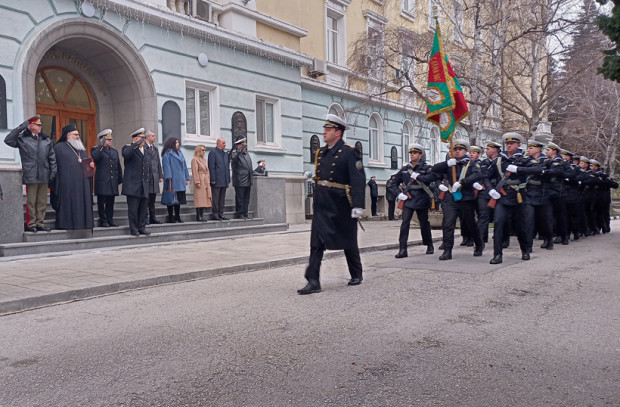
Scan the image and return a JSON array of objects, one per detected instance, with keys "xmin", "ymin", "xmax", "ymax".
[{"xmin": 432, "ymin": 6, "xmax": 458, "ymax": 184}]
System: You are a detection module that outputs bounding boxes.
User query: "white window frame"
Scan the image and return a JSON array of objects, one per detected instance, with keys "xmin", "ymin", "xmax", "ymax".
[
  {"xmin": 368, "ymin": 112, "xmax": 385, "ymax": 166},
  {"xmin": 328, "ymin": 103, "xmax": 345, "ymax": 119},
  {"xmin": 363, "ymin": 10, "xmax": 388, "ymax": 81},
  {"xmin": 428, "ymin": 0, "xmax": 440, "ymax": 30},
  {"xmin": 325, "ymin": 0, "xmax": 350, "ymax": 66},
  {"xmin": 401, "ymin": 0, "xmax": 416, "ymax": 20},
  {"xmin": 402, "ymin": 120, "xmax": 413, "ymax": 163},
  {"xmin": 184, "ymin": 80, "xmax": 220, "ymax": 146},
  {"xmin": 255, "ymin": 95, "xmax": 282, "ymax": 151},
  {"xmin": 428, "ymin": 126, "xmax": 441, "ymax": 164},
  {"xmin": 452, "ymin": 0, "xmax": 464, "ymax": 43}
]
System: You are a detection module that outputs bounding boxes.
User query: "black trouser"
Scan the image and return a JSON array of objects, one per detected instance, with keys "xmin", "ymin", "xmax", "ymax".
[
  {"xmin": 304, "ymin": 243, "xmax": 362, "ymax": 284},
  {"xmin": 566, "ymin": 201, "xmax": 587, "ymax": 237},
  {"xmin": 371, "ymin": 196, "xmax": 378, "ymax": 216},
  {"xmin": 387, "ymin": 199, "xmax": 396, "ymax": 220},
  {"xmin": 126, "ymin": 195, "xmax": 148, "ymax": 234},
  {"xmin": 550, "ymin": 197, "xmax": 568, "ymax": 240},
  {"xmin": 585, "ymin": 197, "xmax": 597, "ymax": 233},
  {"xmin": 530, "ymin": 201, "xmax": 554, "ymax": 242},
  {"xmin": 493, "ymin": 202, "xmax": 532, "ymax": 256},
  {"xmin": 211, "ymin": 186, "xmax": 227, "ymax": 219},
  {"xmin": 96, "ymin": 195, "xmax": 115, "ymax": 225},
  {"xmin": 147, "ymin": 193, "xmax": 158, "ymax": 221},
  {"xmin": 399, "ymin": 206, "xmax": 433, "ymax": 250},
  {"xmin": 234, "ymin": 186, "xmax": 251, "ymax": 218},
  {"xmin": 595, "ymin": 199, "xmax": 610, "ymax": 233},
  {"xmin": 441, "ymin": 199, "xmax": 482, "ymax": 251},
  {"xmin": 477, "ymin": 195, "xmax": 493, "ymax": 243},
  {"xmin": 167, "ymin": 204, "xmax": 181, "ymax": 219}
]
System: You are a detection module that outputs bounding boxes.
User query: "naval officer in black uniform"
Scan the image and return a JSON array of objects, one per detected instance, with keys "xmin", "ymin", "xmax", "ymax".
[
  {"xmin": 91, "ymin": 129, "xmax": 122, "ymax": 227},
  {"xmin": 298, "ymin": 114, "xmax": 366, "ymax": 295},
  {"xmin": 122, "ymin": 128, "xmax": 151, "ymax": 236}
]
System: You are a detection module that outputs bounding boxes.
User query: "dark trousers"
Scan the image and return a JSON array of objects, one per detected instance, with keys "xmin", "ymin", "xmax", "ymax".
[
  {"xmin": 371, "ymin": 196, "xmax": 378, "ymax": 216},
  {"xmin": 530, "ymin": 201, "xmax": 553, "ymax": 242},
  {"xmin": 442, "ymin": 199, "xmax": 482, "ymax": 251},
  {"xmin": 147, "ymin": 193, "xmax": 158, "ymax": 221},
  {"xmin": 399, "ymin": 207, "xmax": 433, "ymax": 250},
  {"xmin": 126, "ymin": 195, "xmax": 147, "ymax": 234},
  {"xmin": 550, "ymin": 197, "xmax": 568, "ymax": 240},
  {"xmin": 493, "ymin": 202, "xmax": 532, "ymax": 256},
  {"xmin": 567, "ymin": 201, "xmax": 587, "ymax": 237},
  {"xmin": 387, "ymin": 199, "xmax": 396, "ymax": 220},
  {"xmin": 234, "ymin": 186, "xmax": 251, "ymax": 218},
  {"xmin": 96, "ymin": 195, "xmax": 115, "ymax": 225},
  {"xmin": 304, "ymin": 244, "xmax": 363, "ymax": 284},
  {"xmin": 585, "ymin": 197, "xmax": 597, "ymax": 234},
  {"xmin": 477, "ymin": 196, "xmax": 493, "ymax": 243},
  {"xmin": 211, "ymin": 186, "xmax": 227, "ymax": 219}
]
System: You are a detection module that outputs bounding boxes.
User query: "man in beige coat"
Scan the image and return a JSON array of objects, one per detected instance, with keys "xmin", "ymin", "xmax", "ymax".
[{"xmin": 191, "ymin": 145, "xmax": 212, "ymax": 222}]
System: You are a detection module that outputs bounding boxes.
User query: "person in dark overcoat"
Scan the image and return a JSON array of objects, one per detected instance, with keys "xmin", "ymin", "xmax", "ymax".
[
  {"xmin": 52, "ymin": 124, "xmax": 95, "ymax": 230},
  {"xmin": 144, "ymin": 130, "xmax": 164, "ymax": 224},
  {"xmin": 389, "ymin": 143, "xmax": 435, "ymax": 258},
  {"xmin": 208, "ymin": 137, "xmax": 231, "ymax": 220},
  {"xmin": 298, "ymin": 114, "xmax": 366, "ymax": 295},
  {"xmin": 4, "ymin": 114, "xmax": 57, "ymax": 232},
  {"xmin": 385, "ymin": 173, "xmax": 398, "ymax": 220},
  {"xmin": 230, "ymin": 139, "xmax": 254, "ymax": 219},
  {"xmin": 122, "ymin": 128, "xmax": 151, "ymax": 236},
  {"xmin": 367, "ymin": 176, "xmax": 378, "ymax": 216},
  {"xmin": 91, "ymin": 129, "xmax": 122, "ymax": 227}
]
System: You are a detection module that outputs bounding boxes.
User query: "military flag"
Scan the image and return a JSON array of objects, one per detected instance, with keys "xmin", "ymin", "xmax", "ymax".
[{"xmin": 425, "ymin": 20, "xmax": 469, "ymax": 142}]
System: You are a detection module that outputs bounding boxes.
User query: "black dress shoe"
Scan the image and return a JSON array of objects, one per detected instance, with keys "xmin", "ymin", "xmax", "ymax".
[
  {"xmin": 36, "ymin": 226, "xmax": 51, "ymax": 232},
  {"xmin": 131, "ymin": 232, "xmax": 140, "ymax": 237},
  {"xmin": 27, "ymin": 226, "xmax": 38, "ymax": 233},
  {"xmin": 490, "ymin": 255, "xmax": 503, "ymax": 264},
  {"xmin": 220, "ymin": 216, "xmax": 229, "ymax": 221},
  {"xmin": 98, "ymin": 222, "xmax": 109, "ymax": 228},
  {"xmin": 522, "ymin": 252, "xmax": 530, "ymax": 260},
  {"xmin": 540, "ymin": 240, "xmax": 551, "ymax": 249},
  {"xmin": 175, "ymin": 218, "xmax": 184, "ymax": 223},
  {"xmin": 561, "ymin": 237, "xmax": 569, "ymax": 245},
  {"xmin": 426, "ymin": 245, "xmax": 434, "ymax": 255},
  {"xmin": 347, "ymin": 278, "xmax": 363, "ymax": 286},
  {"xmin": 553, "ymin": 236, "xmax": 562, "ymax": 244},
  {"xmin": 297, "ymin": 282, "xmax": 321, "ymax": 295},
  {"xmin": 150, "ymin": 219, "xmax": 162, "ymax": 224},
  {"xmin": 460, "ymin": 239, "xmax": 468, "ymax": 246},
  {"xmin": 395, "ymin": 250, "xmax": 408, "ymax": 258},
  {"xmin": 139, "ymin": 230, "xmax": 151, "ymax": 235},
  {"xmin": 439, "ymin": 250, "xmax": 452, "ymax": 260},
  {"xmin": 473, "ymin": 248, "xmax": 483, "ymax": 257},
  {"xmin": 108, "ymin": 222, "xmax": 118, "ymax": 227}
]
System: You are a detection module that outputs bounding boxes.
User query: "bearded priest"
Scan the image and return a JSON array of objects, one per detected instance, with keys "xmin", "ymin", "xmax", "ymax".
[{"xmin": 51, "ymin": 124, "xmax": 95, "ymax": 230}]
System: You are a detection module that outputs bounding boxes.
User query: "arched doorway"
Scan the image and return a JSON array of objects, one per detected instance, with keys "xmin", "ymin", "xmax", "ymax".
[{"xmin": 35, "ymin": 67, "xmax": 97, "ymax": 150}]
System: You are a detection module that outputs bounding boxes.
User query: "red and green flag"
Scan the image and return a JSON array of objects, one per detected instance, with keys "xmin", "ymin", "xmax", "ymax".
[{"xmin": 426, "ymin": 21, "xmax": 469, "ymax": 142}]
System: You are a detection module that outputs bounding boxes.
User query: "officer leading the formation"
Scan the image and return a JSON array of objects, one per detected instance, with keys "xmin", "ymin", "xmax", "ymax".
[{"xmin": 298, "ymin": 114, "xmax": 366, "ymax": 295}]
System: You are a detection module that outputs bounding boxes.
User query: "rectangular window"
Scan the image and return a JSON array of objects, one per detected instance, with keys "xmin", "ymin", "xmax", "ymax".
[
  {"xmin": 256, "ymin": 97, "xmax": 278, "ymax": 145},
  {"xmin": 428, "ymin": 0, "xmax": 440, "ymax": 29},
  {"xmin": 185, "ymin": 81, "xmax": 219, "ymax": 144},
  {"xmin": 327, "ymin": 15, "xmax": 338, "ymax": 63},
  {"xmin": 402, "ymin": 0, "xmax": 415, "ymax": 16},
  {"xmin": 453, "ymin": 0, "xmax": 463, "ymax": 42}
]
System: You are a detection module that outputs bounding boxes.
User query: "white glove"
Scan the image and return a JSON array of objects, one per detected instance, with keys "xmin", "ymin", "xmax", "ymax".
[
  {"xmin": 351, "ymin": 208, "xmax": 363, "ymax": 218},
  {"xmin": 398, "ymin": 193, "xmax": 408, "ymax": 201},
  {"xmin": 451, "ymin": 181, "xmax": 461, "ymax": 192},
  {"xmin": 439, "ymin": 184, "xmax": 449, "ymax": 192},
  {"xmin": 506, "ymin": 164, "xmax": 518, "ymax": 173},
  {"xmin": 410, "ymin": 172, "xmax": 419, "ymax": 180},
  {"xmin": 447, "ymin": 158, "xmax": 457, "ymax": 167},
  {"xmin": 473, "ymin": 182, "xmax": 483, "ymax": 191},
  {"xmin": 489, "ymin": 189, "xmax": 501, "ymax": 200}
]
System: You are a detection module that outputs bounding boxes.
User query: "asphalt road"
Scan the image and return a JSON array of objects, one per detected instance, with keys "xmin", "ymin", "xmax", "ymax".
[{"xmin": 1, "ymin": 230, "xmax": 619, "ymax": 406}]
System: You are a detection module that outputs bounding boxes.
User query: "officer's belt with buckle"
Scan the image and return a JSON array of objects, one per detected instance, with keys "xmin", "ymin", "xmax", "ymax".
[{"xmin": 316, "ymin": 180, "xmax": 350, "ymax": 190}]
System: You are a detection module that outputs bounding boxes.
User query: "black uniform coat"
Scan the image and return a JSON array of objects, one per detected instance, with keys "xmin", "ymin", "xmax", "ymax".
[
  {"xmin": 311, "ymin": 138, "xmax": 366, "ymax": 250},
  {"xmin": 542, "ymin": 156, "xmax": 570, "ymax": 199},
  {"xmin": 52, "ymin": 142, "xmax": 94, "ymax": 229},
  {"xmin": 564, "ymin": 164, "xmax": 589, "ymax": 204},
  {"xmin": 145, "ymin": 143, "xmax": 163, "ymax": 194},
  {"xmin": 486, "ymin": 151, "xmax": 531, "ymax": 206},
  {"xmin": 367, "ymin": 179, "xmax": 378, "ymax": 197},
  {"xmin": 230, "ymin": 149, "xmax": 254, "ymax": 187},
  {"xmin": 479, "ymin": 156, "xmax": 498, "ymax": 200},
  {"xmin": 389, "ymin": 160, "xmax": 433, "ymax": 210},
  {"xmin": 515, "ymin": 156, "xmax": 548, "ymax": 205},
  {"xmin": 421, "ymin": 157, "xmax": 482, "ymax": 202},
  {"xmin": 121, "ymin": 142, "xmax": 150, "ymax": 198},
  {"xmin": 91, "ymin": 145, "xmax": 122, "ymax": 196}
]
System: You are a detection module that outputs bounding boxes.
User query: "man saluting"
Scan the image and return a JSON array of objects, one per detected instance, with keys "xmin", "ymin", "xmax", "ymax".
[{"xmin": 298, "ymin": 114, "xmax": 366, "ymax": 295}]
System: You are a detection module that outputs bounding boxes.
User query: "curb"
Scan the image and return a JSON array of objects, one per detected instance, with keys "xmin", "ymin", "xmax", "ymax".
[{"xmin": 0, "ymin": 236, "xmax": 444, "ymax": 316}]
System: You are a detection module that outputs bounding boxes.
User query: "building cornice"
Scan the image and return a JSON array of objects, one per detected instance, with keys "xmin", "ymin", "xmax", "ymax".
[
  {"xmin": 221, "ymin": 3, "xmax": 308, "ymax": 38},
  {"xmin": 92, "ymin": 0, "xmax": 313, "ymax": 67}
]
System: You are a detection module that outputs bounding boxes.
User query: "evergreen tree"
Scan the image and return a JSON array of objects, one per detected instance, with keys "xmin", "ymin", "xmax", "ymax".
[{"xmin": 596, "ymin": 0, "xmax": 620, "ymax": 82}]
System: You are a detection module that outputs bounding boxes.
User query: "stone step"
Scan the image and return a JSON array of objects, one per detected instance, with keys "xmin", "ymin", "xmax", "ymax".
[
  {"xmin": 23, "ymin": 217, "xmax": 266, "ymax": 242},
  {"xmin": 41, "ymin": 208, "xmax": 247, "ymax": 225},
  {"xmin": 0, "ymin": 223, "xmax": 288, "ymax": 257}
]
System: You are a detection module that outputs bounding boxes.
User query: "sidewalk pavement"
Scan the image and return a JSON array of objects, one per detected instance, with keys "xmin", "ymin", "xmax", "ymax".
[{"xmin": 0, "ymin": 220, "xmax": 448, "ymax": 315}]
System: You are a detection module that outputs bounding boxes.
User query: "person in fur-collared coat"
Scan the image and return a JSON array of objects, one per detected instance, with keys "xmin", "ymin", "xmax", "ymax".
[{"xmin": 191, "ymin": 145, "xmax": 212, "ymax": 222}]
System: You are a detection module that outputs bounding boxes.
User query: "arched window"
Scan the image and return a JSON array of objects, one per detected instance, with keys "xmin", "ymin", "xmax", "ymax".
[
  {"xmin": 368, "ymin": 112, "xmax": 384, "ymax": 163},
  {"xmin": 454, "ymin": 130, "xmax": 462, "ymax": 140},
  {"xmin": 402, "ymin": 120, "xmax": 413, "ymax": 163},
  {"xmin": 328, "ymin": 103, "xmax": 345, "ymax": 119}
]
